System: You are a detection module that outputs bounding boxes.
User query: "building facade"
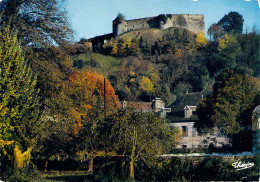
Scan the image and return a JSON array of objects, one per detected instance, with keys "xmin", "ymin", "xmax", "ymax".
[{"xmin": 167, "ymin": 92, "xmax": 231, "ymax": 149}]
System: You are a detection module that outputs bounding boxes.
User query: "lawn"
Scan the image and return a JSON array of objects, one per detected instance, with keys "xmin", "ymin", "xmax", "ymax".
[{"xmin": 73, "ymin": 53, "xmax": 122, "ymax": 77}]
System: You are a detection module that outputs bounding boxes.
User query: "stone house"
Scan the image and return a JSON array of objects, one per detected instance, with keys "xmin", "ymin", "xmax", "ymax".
[{"xmin": 167, "ymin": 92, "xmax": 231, "ymax": 149}]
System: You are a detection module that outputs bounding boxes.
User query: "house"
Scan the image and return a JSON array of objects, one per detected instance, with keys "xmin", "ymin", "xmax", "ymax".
[
  {"xmin": 119, "ymin": 98, "xmax": 171, "ymax": 118},
  {"xmin": 167, "ymin": 92, "xmax": 231, "ymax": 149}
]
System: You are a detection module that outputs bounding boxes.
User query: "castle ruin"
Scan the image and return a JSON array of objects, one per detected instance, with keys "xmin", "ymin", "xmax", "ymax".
[
  {"xmin": 113, "ymin": 14, "xmax": 205, "ymax": 37},
  {"xmin": 89, "ymin": 14, "xmax": 205, "ymax": 51}
]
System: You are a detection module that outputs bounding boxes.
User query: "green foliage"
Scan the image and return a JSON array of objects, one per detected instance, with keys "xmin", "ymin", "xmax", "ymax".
[
  {"xmin": 217, "ymin": 11, "xmax": 244, "ymax": 34},
  {"xmin": 2, "ymin": 164, "xmax": 42, "ymax": 182},
  {"xmin": 0, "ymin": 25, "xmax": 41, "ymax": 152},
  {"xmin": 108, "ymin": 109, "xmax": 178, "ymax": 179},
  {"xmin": 89, "ymin": 155, "xmax": 259, "ymax": 181},
  {"xmin": 236, "ymin": 30, "xmax": 260, "ymax": 76},
  {"xmin": 196, "ymin": 69, "xmax": 258, "ymax": 136},
  {"xmin": 218, "ymin": 34, "xmax": 241, "ymax": 68}
]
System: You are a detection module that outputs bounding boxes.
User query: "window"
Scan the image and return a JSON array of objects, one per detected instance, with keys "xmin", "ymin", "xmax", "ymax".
[{"xmin": 182, "ymin": 126, "xmax": 188, "ymax": 137}]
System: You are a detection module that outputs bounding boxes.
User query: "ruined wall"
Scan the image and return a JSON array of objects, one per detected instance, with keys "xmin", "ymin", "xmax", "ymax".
[
  {"xmin": 126, "ymin": 17, "xmax": 157, "ymax": 32},
  {"xmin": 113, "ymin": 14, "xmax": 205, "ymax": 37},
  {"xmin": 160, "ymin": 14, "xmax": 205, "ymax": 34}
]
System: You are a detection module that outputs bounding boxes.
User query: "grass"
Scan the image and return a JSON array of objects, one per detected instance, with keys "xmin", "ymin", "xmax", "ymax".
[
  {"xmin": 40, "ymin": 171, "xmax": 91, "ymax": 182},
  {"xmin": 73, "ymin": 53, "xmax": 122, "ymax": 77}
]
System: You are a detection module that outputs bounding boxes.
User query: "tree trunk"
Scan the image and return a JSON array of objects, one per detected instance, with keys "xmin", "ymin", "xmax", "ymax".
[
  {"xmin": 129, "ymin": 128, "xmax": 137, "ymax": 180},
  {"xmin": 57, "ymin": 153, "xmax": 60, "ymax": 161},
  {"xmin": 44, "ymin": 160, "xmax": 48, "ymax": 173},
  {"xmin": 129, "ymin": 157, "xmax": 134, "ymax": 180},
  {"xmin": 88, "ymin": 157, "xmax": 94, "ymax": 173},
  {"xmin": 14, "ymin": 144, "xmax": 32, "ymax": 168}
]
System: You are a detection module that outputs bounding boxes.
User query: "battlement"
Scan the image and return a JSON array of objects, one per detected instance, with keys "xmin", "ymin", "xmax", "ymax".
[{"xmin": 113, "ymin": 14, "xmax": 205, "ymax": 37}]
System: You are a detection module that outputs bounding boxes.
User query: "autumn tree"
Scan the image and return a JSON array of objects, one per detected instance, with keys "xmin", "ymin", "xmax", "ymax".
[
  {"xmin": 207, "ymin": 23, "xmax": 225, "ymax": 42},
  {"xmin": 196, "ymin": 69, "xmax": 258, "ymax": 135},
  {"xmin": 195, "ymin": 32, "xmax": 208, "ymax": 49},
  {"xmin": 109, "ymin": 109, "xmax": 179, "ymax": 180},
  {"xmin": 45, "ymin": 70, "xmax": 119, "ymax": 171},
  {"xmin": 48, "ymin": 70, "xmax": 119, "ymax": 131},
  {"xmin": 117, "ymin": 36, "xmax": 132, "ymax": 56},
  {"xmin": 111, "ymin": 41, "xmax": 118, "ymax": 55},
  {"xmin": 0, "ymin": 26, "xmax": 41, "ymax": 168},
  {"xmin": 139, "ymin": 76, "xmax": 155, "ymax": 94}
]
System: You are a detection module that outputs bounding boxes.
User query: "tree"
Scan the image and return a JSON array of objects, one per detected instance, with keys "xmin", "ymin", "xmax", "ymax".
[
  {"xmin": 207, "ymin": 23, "xmax": 225, "ymax": 42},
  {"xmin": 117, "ymin": 36, "xmax": 132, "ymax": 56},
  {"xmin": 236, "ymin": 30, "xmax": 260, "ymax": 76},
  {"xmin": 218, "ymin": 34, "xmax": 240, "ymax": 68},
  {"xmin": 217, "ymin": 11, "xmax": 244, "ymax": 34},
  {"xmin": 111, "ymin": 41, "xmax": 118, "ymax": 55},
  {"xmin": 39, "ymin": 70, "xmax": 119, "ymax": 172},
  {"xmin": 48, "ymin": 70, "xmax": 119, "ymax": 131},
  {"xmin": 196, "ymin": 69, "xmax": 258, "ymax": 135},
  {"xmin": 0, "ymin": 0, "xmax": 73, "ymax": 48},
  {"xmin": 0, "ymin": 25, "xmax": 41, "ymax": 167},
  {"xmin": 114, "ymin": 13, "xmax": 125, "ymax": 24},
  {"xmin": 139, "ymin": 76, "xmax": 155, "ymax": 94},
  {"xmin": 195, "ymin": 32, "xmax": 208, "ymax": 49},
  {"xmin": 109, "ymin": 109, "xmax": 178, "ymax": 180}
]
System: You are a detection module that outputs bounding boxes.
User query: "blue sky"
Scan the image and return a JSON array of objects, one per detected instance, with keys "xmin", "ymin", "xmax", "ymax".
[{"xmin": 66, "ymin": 0, "xmax": 260, "ymax": 41}]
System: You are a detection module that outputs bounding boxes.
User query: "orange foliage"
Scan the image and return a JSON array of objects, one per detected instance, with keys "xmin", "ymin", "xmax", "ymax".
[
  {"xmin": 174, "ymin": 49, "xmax": 184, "ymax": 58},
  {"xmin": 66, "ymin": 70, "xmax": 119, "ymax": 131}
]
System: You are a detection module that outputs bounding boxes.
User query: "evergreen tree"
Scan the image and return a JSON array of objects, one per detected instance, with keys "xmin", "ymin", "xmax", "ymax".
[{"xmin": 217, "ymin": 11, "xmax": 244, "ymax": 34}]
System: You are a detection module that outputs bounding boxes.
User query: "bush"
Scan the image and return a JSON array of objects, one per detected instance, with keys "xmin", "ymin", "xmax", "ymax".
[{"xmin": 2, "ymin": 163, "xmax": 42, "ymax": 182}]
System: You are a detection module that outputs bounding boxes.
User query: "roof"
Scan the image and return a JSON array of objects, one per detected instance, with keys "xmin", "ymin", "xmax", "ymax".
[
  {"xmin": 170, "ymin": 92, "xmax": 203, "ymax": 112},
  {"xmin": 119, "ymin": 101, "xmax": 153, "ymax": 111},
  {"xmin": 167, "ymin": 113, "xmax": 199, "ymax": 122}
]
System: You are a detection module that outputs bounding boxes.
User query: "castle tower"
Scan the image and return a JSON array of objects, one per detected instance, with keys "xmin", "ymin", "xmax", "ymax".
[{"xmin": 113, "ymin": 15, "xmax": 127, "ymax": 37}]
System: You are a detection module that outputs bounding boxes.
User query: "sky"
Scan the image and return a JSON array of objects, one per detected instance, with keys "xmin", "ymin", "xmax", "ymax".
[{"xmin": 66, "ymin": 0, "xmax": 260, "ymax": 41}]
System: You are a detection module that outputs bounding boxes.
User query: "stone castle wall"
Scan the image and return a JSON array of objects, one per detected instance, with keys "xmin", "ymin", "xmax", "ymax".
[
  {"xmin": 113, "ymin": 14, "xmax": 205, "ymax": 37},
  {"xmin": 159, "ymin": 14, "xmax": 205, "ymax": 34}
]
